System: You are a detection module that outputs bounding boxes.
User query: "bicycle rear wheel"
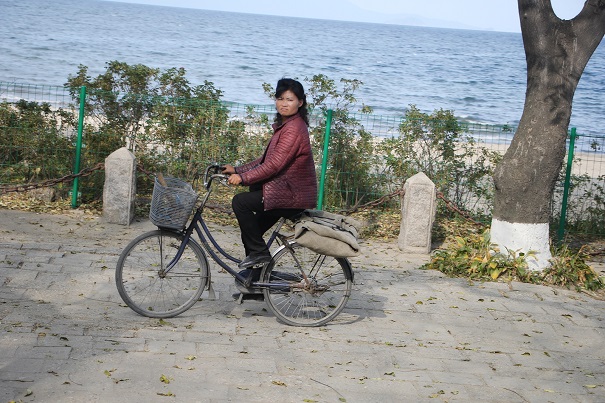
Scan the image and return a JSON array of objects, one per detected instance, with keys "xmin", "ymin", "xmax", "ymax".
[
  {"xmin": 116, "ymin": 230, "xmax": 209, "ymax": 318},
  {"xmin": 262, "ymin": 241, "xmax": 353, "ymax": 327}
]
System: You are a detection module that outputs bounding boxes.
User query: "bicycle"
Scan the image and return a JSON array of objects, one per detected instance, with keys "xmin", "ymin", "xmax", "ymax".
[{"xmin": 115, "ymin": 164, "xmax": 354, "ymax": 327}]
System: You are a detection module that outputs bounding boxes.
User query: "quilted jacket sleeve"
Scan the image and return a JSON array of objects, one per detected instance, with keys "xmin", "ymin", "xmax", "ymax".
[{"xmin": 235, "ymin": 156, "xmax": 262, "ymax": 175}]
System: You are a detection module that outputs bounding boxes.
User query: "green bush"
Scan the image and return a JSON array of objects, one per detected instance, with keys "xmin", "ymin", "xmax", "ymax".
[
  {"xmin": 378, "ymin": 105, "xmax": 500, "ymax": 220},
  {"xmin": 304, "ymin": 74, "xmax": 381, "ymax": 210},
  {"xmin": 64, "ymin": 61, "xmax": 245, "ymax": 197},
  {"xmin": 0, "ymin": 100, "xmax": 75, "ymax": 194}
]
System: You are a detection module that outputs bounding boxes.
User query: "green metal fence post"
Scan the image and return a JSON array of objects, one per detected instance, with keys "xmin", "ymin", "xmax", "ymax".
[
  {"xmin": 557, "ymin": 127, "xmax": 577, "ymax": 244},
  {"xmin": 317, "ymin": 109, "xmax": 333, "ymax": 210},
  {"xmin": 71, "ymin": 85, "xmax": 86, "ymax": 208}
]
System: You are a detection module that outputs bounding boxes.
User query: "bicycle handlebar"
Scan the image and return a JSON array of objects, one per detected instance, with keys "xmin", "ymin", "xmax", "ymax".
[{"xmin": 203, "ymin": 164, "xmax": 229, "ymax": 189}]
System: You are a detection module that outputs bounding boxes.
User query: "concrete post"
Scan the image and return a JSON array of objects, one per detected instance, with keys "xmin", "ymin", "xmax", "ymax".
[
  {"xmin": 398, "ymin": 172, "xmax": 436, "ymax": 254},
  {"xmin": 103, "ymin": 147, "xmax": 136, "ymax": 225}
]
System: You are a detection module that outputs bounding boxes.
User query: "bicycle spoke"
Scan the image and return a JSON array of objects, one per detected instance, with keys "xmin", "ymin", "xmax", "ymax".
[{"xmin": 263, "ymin": 241, "xmax": 352, "ymax": 326}]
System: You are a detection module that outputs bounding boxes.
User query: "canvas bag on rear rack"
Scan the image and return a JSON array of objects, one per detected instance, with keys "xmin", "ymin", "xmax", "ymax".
[{"xmin": 293, "ymin": 209, "xmax": 362, "ymax": 258}]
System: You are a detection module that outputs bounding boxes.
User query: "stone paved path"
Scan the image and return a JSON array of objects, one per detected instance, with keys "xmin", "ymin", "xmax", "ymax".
[{"xmin": 0, "ymin": 209, "xmax": 604, "ymax": 402}]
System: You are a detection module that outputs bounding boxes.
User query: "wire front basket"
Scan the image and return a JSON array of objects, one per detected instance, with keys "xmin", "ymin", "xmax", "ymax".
[{"xmin": 149, "ymin": 177, "xmax": 198, "ymax": 230}]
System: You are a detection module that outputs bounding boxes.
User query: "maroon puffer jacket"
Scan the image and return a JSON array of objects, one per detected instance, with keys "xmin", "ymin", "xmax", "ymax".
[{"xmin": 235, "ymin": 113, "xmax": 318, "ymax": 211}]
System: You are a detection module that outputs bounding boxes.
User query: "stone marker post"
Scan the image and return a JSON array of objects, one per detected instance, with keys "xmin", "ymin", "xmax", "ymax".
[
  {"xmin": 103, "ymin": 147, "xmax": 136, "ymax": 225},
  {"xmin": 398, "ymin": 172, "xmax": 436, "ymax": 254}
]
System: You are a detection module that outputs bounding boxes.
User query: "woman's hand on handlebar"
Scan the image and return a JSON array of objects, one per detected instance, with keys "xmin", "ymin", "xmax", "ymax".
[
  {"xmin": 221, "ymin": 164, "xmax": 242, "ymax": 185},
  {"xmin": 227, "ymin": 173, "xmax": 242, "ymax": 185}
]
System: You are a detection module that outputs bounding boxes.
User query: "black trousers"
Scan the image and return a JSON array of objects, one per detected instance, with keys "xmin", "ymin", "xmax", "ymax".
[{"xmin": 231, "ymin": 190, "xmax": 303, "ymax": 257}]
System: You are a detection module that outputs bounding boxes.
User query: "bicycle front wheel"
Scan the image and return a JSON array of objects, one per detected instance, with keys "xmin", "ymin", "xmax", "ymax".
[
  {"xmin": 262, "ymin": 242, "xmax": 353, "ymax": 327},
  {"xmin": 115, "ymin": 230, "xmax": 209, "ymax": 318}
]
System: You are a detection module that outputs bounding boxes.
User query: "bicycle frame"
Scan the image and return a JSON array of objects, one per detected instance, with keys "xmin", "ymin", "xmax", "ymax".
[{"xmin": 162, "ymin": 167, "xmax": 287, "ymax": 286}]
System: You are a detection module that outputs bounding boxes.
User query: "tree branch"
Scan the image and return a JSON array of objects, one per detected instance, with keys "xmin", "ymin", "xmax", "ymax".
[{"xmin": 573, "ymin": 0, "xmax": 605, "ymax": 60}]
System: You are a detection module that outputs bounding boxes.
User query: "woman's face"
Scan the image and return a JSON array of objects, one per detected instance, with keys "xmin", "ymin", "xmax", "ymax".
[{"xmin": 275, "ymin": 90, "xmax": 303, "ymax": 118}]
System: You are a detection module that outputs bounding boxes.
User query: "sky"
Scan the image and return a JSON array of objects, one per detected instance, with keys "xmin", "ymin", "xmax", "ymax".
[{"xmin": 106, "ymin": 0, "xmax": 588, "ymax": 33}]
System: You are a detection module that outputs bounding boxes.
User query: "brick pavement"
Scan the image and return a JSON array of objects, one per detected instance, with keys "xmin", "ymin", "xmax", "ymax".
[{"xmin": 0, "ymin": 209, "xmax": 604, "ymax": 402}]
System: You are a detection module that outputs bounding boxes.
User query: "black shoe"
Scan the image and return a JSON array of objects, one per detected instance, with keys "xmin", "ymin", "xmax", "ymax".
[
  {"xmin": 238, "ymin": 252, "xmax": 271, "ymax": 269},
  {"xmin": 237, "ymin": 268, "xmax": 262, "ymax": 283}
]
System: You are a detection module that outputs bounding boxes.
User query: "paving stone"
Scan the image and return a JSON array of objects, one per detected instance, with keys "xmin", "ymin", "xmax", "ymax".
[{"xmin": 1, "ymin": 209, "xmax": 604, "ymax": 402}]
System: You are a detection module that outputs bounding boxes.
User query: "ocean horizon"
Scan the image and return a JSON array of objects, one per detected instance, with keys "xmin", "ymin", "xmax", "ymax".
[{"xmin": 0, "ymin": 0, "xmax": 604, "ymax": 134}]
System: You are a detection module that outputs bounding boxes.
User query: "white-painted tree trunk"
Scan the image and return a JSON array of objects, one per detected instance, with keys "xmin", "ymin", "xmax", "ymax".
[
  {"xmin": 490, "ymin": 219, "xmax": 552, "ymax": 271},
  {"xmin": 490, "ymin": 2, "xmax": 605, "ymax": 273}
]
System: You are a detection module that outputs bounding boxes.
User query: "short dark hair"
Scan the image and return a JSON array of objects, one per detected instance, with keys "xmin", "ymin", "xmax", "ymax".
[{"xmin": 275, "ymin": 78, "xmax": 308, "ymax": 126}]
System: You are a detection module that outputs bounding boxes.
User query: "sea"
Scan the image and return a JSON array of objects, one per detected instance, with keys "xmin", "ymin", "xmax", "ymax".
[{"xmin": 1, "ymin": 0, "xmax": 604, "ymax": 135}]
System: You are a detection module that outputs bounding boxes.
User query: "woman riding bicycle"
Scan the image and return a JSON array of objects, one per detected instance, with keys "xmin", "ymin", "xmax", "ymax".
[{"xmin": 222, "ymin": 78, "xmax": 317, "ymax": 281}]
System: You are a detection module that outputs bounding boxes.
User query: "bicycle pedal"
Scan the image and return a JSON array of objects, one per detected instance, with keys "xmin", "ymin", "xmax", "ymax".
[
  {"xmin": 237, "ymin": 267, "xmax": 262, "ymax": 288},
  {"xmin": 234, "ymin": 279, "xmax": 263, "ymax": 295}
]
